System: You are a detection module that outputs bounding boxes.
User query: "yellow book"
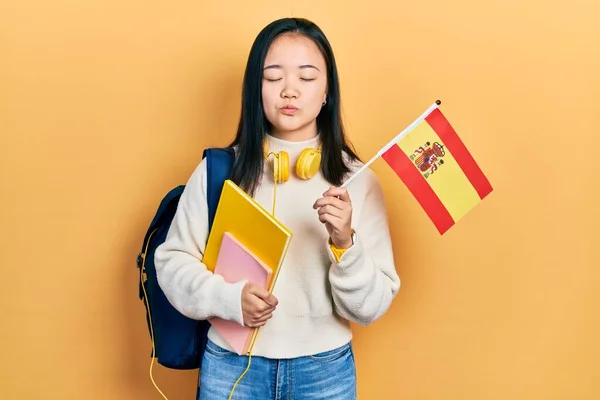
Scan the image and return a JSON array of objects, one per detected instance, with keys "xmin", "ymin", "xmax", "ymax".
[{"xmin": 202, "ymin": 179, "xmax": 293, "ymax": 294}]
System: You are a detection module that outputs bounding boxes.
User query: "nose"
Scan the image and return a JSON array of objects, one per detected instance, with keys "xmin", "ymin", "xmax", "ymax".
[{"xmin": 281, "ymin": 81, "xmax": 299, "ymax": 99}]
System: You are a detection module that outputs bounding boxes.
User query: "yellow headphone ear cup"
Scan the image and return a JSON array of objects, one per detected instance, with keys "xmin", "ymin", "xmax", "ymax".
[
  {"xmin": 296, "ymin": 148, "xmax": 322, "ymax": 180},
  {"xmin": 275, "ymin": 151, "xmax": 290, "ymax": 183},
  {"xmin": 280, "ymin": 151, "xmax": 290, "ymax": 183}
]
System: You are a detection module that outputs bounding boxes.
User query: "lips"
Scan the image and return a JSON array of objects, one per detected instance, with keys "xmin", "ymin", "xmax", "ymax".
[{"xmin": 280, "ymin": 105, "xmax": 298, "ymax": 115}]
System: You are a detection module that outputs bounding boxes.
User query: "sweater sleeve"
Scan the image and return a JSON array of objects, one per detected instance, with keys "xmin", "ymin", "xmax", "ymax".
[
  {"xmin": 154, "ymin": 159, "xmax": 246, "ymax": 325},
  {"xmin": 326, "ymin": 169, "xmax": 401, "ymax": 325}
]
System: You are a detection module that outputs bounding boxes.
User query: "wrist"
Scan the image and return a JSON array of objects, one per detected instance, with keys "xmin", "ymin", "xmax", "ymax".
[
  {"xmin": 334, "ymin": 239, "xmax": 353, "ymax": 250},
  {"xmin": 331, "ymin": 230, "xmax": 355, "ymax": 250}
]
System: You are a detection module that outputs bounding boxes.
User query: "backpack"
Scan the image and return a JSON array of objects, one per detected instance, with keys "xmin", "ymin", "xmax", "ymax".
[{"xmin": 136, "ymin": 147, "xmax": 234, "ymax": 370}]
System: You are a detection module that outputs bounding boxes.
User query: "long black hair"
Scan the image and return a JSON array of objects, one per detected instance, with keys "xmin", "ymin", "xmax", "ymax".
[{"xmin": 228, "ymin": 17, "xmax": 360, "ymax": 196}]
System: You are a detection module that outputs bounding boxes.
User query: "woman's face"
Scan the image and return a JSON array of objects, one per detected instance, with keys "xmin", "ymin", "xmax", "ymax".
[{"xmin": 262, "ymin": 33, "xmax": 328, "ymax": 141}]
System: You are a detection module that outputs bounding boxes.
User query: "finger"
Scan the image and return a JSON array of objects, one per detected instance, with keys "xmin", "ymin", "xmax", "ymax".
[
  {"xmin": 249, "ymin": 318, "xmax": 269, "ymax": 328},
  {"xmin": 246, "ymin": 319, "xmax": 264, "ymax": 328},
  {"xmin": 248, "ymin": 284, "xmax": 271, "ymax": 300},
  {"xmin": 248, "ymin": 296, "xmax": 273, "ymax": 311},
  {"xmin": 255, "ymin": 302, "xmax": 276, "ymax": 316},
  {"xmin": 249, "ymin": 310, "xmax": 274, "ymax": 326},
  {"xmin": 317, "ymin": 204, "xmax": 345, "ymax": 219},
  {"xmin": 313, "ymin": 196, "xmax": 347, "ymax": 210},
  {"xmin": 254, "ymin": 313, "xmax": 273, "ymax": 324},
  {"xmin": 256, "ymin": 307, "xmax": 275, "ymax": 319},
  {"xmin": 265, "ymin": 293, "xmax": 278, "ymax": 307},
  {"xmin": 253, "ymin": 290, "xmax": 278, "ymax": 308},
  {"xmin": 319, "ymin": 212, "xmax": 343, "ymax": 226},
  {"xmin": 323, "ymin": 186, "xmax": 351, "ymax": 202}
]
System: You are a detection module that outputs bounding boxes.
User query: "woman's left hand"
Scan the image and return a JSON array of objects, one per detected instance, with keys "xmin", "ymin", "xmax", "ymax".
[{"xmin": 313, "ymin": 186, "xmax": 354, "ymax": 249}]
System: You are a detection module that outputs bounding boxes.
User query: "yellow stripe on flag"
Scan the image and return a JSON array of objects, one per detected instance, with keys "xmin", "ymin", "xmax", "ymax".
[{"xmin": 397, "ymin": 120, "xmax": 481, "ymax": 222}]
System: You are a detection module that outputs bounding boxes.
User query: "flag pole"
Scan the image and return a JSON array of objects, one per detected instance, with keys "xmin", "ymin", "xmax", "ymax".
[{"xmin": 342, "ymin": 100, "xmax": 441, "ymax": 188}]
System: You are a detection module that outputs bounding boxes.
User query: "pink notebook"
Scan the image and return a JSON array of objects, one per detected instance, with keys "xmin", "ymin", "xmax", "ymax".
[{"xmin": 208, "ymin": 232, "xmax": 272, "ymax": 355}]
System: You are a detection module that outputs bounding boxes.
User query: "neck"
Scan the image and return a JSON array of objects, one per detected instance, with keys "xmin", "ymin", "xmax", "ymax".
[
  {"xmin": 265, "ymin": 130, "xmax": 320, "ymax": 156},
  {"xmin": 270, "ymin": 122, "xmax": 318, "ymax": 142}
]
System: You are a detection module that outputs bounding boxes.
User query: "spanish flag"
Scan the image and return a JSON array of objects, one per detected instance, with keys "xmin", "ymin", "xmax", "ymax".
[{"xmin": 380, "ymin": 101, "xmax": 493, "ymax": 234}]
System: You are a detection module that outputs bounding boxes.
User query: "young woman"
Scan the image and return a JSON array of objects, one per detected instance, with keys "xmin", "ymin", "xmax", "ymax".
[{"xmin": 155, "ymin": 17, "xmax": 400, "ymax": 399}]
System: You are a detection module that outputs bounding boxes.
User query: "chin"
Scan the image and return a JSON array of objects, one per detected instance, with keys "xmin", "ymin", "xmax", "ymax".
[{"xmin": 272, "ymin": 120, "xmax": 307, "ymax": 134}]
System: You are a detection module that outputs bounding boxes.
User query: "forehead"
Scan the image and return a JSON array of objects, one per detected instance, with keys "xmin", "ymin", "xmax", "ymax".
[{"xmin": 264, "ymin": 33, "xmax": 326, "ymax": 68}]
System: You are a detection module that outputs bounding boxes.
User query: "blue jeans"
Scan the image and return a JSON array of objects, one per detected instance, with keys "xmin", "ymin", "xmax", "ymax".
[{"xmin": 198, "ymin": 339, "xmax": 357, "ymax": 399}]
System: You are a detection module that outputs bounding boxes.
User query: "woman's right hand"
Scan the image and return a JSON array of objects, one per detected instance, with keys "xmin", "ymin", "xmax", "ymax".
[{"xmin": 241, "ymin": 282, "xmax": 278, "ymax": 328}]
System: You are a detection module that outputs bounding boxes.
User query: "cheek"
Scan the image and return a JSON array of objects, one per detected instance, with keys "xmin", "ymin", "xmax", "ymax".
[
  {"xmin": 261, "ymin": 85, "xmax": 278, "ymax": 108},
  {"xmin": 309, "ymin": 81, "xmax": 327, "ymax": 102},
  {"xmin": 307, "ymin": 86, "xmax": 327, "ymax": 111}
]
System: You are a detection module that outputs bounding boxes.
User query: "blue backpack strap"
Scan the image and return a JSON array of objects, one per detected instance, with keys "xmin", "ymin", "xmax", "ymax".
[
  {"xmin": 140, "ymin": 185, "xmax": 186, "ymax": 249},
  {"xmin": 203, "ymin": 147, "xmax": 235, "ymax": 231}
]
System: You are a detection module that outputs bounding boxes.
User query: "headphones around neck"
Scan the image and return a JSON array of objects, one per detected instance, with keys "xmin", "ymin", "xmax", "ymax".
[{"xmin": 264, "ymin": 142, "xmax": 322, "ymax": 184}]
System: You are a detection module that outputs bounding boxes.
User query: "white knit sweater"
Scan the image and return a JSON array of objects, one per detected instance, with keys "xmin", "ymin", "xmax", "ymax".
[{"xmin": 155, "ymin": 134, "xmax": 400, "ymax": 359}]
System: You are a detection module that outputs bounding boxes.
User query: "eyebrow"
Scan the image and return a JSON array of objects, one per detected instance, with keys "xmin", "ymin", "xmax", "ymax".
[{"xmin": 263, "ymin": 64, "xmax": 320, "ymax": 71}]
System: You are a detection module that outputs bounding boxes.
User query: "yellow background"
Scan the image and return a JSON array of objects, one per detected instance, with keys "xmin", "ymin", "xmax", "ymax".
[{"xmin": 1, "ymin": 0, "xmax": 598, "ymax": 399}]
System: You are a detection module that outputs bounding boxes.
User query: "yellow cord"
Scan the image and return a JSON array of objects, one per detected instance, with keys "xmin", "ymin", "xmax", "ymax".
[
  {"xmin": 272, "ymin": 177, "xmax": 277, "ymax": 215},
  {"xmin": 140, "ymin": 229, "xmax": 169, "ymax": 400},
  {"xmin": 141, "ymin": 154, "xmax": 279, "ymax": 400},
  {"xmin": 228, "ymin": 354, "xmax": 252, "ymax": 400},
  {"xmin": 142, "ymin": 228, "xmax": 259, "ymax": 400},
  {"xmin": 265, "ymin": 151, "xmax": 279, "ymax": 215},
  {"xmin": 227, "ymin": 328, "xmax": 262, "ymax": 400},
  {"xmin": 228, "ymin": 153, "xmax": 278, "ymax": 399}
]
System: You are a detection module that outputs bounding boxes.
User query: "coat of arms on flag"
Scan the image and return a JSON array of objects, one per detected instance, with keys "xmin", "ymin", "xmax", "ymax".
[
  {"xmin": 410, "ymin": 141, "xmax": 445, "ymax": 179},
  {"xmin": 343, "ymin": 100, "xmax": 493, "ymax": 235}
]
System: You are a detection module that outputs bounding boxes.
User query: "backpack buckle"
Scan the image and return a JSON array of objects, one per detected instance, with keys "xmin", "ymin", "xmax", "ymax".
[{"xmin": 136, "ymin": 253, "xmax": 144, "ymax": 268}]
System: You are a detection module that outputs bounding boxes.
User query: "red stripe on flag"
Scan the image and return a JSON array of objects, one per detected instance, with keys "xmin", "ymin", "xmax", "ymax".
[
  {"xmin": 425, "ymin": 108, "xmax": 493, "ymax": 199},
  {"xmin": 381, "ymin": 144, "xmax": 455, "ymax": 234}
]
